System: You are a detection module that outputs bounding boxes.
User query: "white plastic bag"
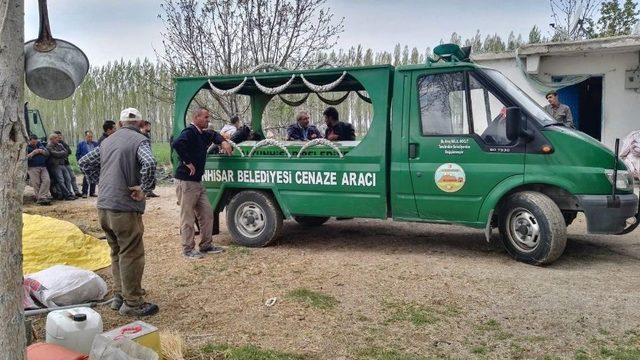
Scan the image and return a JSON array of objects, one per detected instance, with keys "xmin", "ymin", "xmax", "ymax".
[
  {"xmin": 90, "ymin": 335, "xmax": 158, "ymax": 360},
  {"xmin": 24, "ymin": 265, "xmax": 108, "ymax": 307}
]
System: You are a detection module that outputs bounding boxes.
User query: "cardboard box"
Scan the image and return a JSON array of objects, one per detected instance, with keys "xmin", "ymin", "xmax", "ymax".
[{"xmin": 101, "ymin": 321, "xmax": 161, "ymax": 355}]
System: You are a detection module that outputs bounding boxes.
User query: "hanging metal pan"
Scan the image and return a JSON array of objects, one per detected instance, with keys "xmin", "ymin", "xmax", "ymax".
[{"xmin": 24, "ymin": 0, "xmax": 89, "ymax": 100}]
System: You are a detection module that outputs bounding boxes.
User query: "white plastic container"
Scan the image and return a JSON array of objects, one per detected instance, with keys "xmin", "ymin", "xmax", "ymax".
[{"xmin": 45, "ymin": 307, "xmax": 103, "ymax": 354}]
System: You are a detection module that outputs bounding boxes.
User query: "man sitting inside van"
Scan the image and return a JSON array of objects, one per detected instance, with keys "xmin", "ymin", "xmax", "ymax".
[
  {"xmin": 287, "ymin": 111, "xmax": 322, "ymax": 141},
  {"xmin": 323, "ymin": 107, "xmax": 355, "ymax": 141}
]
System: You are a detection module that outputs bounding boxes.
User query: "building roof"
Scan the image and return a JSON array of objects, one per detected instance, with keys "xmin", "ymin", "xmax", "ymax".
[{"xmin": 473, "ymin": 35, "xmax": 640, "ymax": 61}]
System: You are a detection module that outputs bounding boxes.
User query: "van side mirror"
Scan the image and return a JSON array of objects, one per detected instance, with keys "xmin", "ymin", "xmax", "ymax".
[{"xmin": 505, "ymin": 107, "xmax": 522, "ymax": 141}]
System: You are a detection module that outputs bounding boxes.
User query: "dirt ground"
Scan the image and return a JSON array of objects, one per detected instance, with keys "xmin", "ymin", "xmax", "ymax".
[{"xmin": 23, "ymin": 184, "xmax": 640, "ymax": 360}]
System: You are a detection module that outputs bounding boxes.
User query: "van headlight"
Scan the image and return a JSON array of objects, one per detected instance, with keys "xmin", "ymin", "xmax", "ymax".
[{"xmin": 605, "ymin": 169, "xmax": 635, "ymax": 191}]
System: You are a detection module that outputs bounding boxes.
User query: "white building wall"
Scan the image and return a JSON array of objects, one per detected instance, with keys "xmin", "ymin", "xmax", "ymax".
[{"xmin": 476, "ymin": 51, "xmax": 640, "ymax": 149}]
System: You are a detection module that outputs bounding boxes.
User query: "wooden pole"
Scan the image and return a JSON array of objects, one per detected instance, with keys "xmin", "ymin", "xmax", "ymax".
[{"xmin": 0, "ymin": 0, "xmax": 27, "ymax": 358}]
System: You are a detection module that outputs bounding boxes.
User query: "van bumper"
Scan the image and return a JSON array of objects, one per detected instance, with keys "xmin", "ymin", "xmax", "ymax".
[{"xmin": 576, "ymin": 194, "xmax": 639, "ymax": 234}]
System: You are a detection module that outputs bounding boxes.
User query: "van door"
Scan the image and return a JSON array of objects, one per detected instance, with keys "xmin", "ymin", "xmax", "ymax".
[{"xmin": 408, "ymin": 69, "xmax": 525, "ymax": 224}]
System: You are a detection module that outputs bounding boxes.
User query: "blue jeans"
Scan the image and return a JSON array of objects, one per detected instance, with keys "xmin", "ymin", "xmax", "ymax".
[
  {"xmin": 63, "ymin": 165, "xmax": 80, "ymax": 194},
  {"xmin": 50, "ymin": 165, "xmax": 74, "ymax": 197}
]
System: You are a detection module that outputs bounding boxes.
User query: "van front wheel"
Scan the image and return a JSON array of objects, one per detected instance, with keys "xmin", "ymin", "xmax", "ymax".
[
  {"xmin": 227, "ymin": 191, "xmax": 283, "ymax": 247},
  {"xmin": 498, "ymin": 191, "xmax": 567, "ymax": 265}
]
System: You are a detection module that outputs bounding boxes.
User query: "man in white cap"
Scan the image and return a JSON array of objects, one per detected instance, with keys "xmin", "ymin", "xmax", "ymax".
[{"xmin": 78, "ymin": 107, "xmax": 159, "ymax": 317}]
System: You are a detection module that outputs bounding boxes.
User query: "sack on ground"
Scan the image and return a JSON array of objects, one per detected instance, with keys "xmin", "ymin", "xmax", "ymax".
[{"xmin": 24, "ymin": 265, "xmax": 108, "ymax": 308}]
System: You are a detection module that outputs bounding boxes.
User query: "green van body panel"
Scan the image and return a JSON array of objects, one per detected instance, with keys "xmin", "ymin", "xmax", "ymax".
[{"xmin": 172, "ymin": 57, "xmax": 637, "ymax": 235}]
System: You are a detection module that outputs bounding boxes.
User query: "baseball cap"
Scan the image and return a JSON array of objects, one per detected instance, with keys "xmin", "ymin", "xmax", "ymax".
[{"xmin": 120, "ymin": 108, "xmax": 144, "ymax": 122}]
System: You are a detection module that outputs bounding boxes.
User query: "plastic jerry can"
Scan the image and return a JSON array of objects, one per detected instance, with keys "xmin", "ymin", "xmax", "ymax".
[{"xmin": 45, "ymin": 307, "xmax": 103, "ymax": 354}]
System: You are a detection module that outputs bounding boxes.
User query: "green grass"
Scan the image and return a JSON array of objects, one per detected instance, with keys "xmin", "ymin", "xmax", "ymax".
[
  {"xmin": 151, "ymin": 142, "xmax": 171, "ymax": 166},
  {"xmin": 356, "ymin": 347, "xmax": 431, "ymax": 360},
  {"xmin": 471, "ymin": 346, "xmax": 488, "ymax": 356},
  {"xmin": 384, "ymin": 302, "xmax": 440, "ymax": 326},
  {"xmin": 201, "ymin": 343, "xmax": 306, "ymax": 359},
  {"xmin": 286, "ymin": 288, "xmax": 338, "ymax": 310}
]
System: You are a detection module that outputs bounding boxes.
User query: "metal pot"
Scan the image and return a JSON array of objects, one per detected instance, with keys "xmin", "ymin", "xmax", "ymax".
[{"xmin": 24, "ymin": 0, "xmax": 89, "ymax": 100}]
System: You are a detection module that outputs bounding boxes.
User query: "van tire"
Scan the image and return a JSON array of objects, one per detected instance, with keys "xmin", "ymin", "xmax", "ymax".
[
  {"xmin": 498, "ymin": 191, "xmax": 567, "ymax": 265},
  {"xmin": 226, "ymin": 190, "xmax": 283, "ymax": 247},
  {"xmin": 293, "ymin": 216, "xmax": 330, "ymax": 227}
]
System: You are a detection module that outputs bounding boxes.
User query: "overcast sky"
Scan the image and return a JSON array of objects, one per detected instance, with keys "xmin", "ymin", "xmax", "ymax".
[{"xmin": 22, "ymin": 0, "xmax": 609, "ymax": 66}]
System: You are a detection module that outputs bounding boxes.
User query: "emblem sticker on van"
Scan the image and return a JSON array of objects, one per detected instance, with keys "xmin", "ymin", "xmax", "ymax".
[{"xmin": 434, "ymin": 163, "xmax": 466, "ymax": 193}]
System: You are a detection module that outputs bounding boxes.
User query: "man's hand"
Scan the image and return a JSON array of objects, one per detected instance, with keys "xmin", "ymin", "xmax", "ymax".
[
  {"xmin": 327, "ymin": 133, "xmax": 339, "ymax": 141},
  {"xmin": 128, "ymin": 186, "xmax": 145, "ymax": 202},
  {"xmin": 186, "ymin": 163, "xmax": 196, "ymax": 176},
  {"xmin": 220, "ymin": 141, "xmax": 233, "ymax": 155}
]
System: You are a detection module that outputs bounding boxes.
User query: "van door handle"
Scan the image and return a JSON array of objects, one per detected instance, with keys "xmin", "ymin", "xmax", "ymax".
[{"xmin": 409, "ymin": 143, "xmax": 418, "ymax": 159}]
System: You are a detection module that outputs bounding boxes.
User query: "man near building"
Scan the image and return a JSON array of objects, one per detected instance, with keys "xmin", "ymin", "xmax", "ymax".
[
  {"xmin": 27, "ymin": 134, "xmax": 52, "ymax": 205},
  {"xmin": 78, "ymin": 107, "xmax": 159, "ymax": 317},
  {"xmin": 76, "ymin": 130, "xmax": 98, "ymax": 198},
  {"xmin": 323, "ymin": 106, "xmax": 356, "ymax": 141},
  {"xmin": 544, "ymin": 91, "xmax": 575, "ymax": 128},
  {"xmin": 98, "ymin": 120, "xmax": 116, "ymax": 145},
  {"xmin": 172, "ymin": 108, "xmax": 232, "ymax": 259},
  {"xmin": 287, "ymin": 111, "xmax": 322, "ymax": 141}
]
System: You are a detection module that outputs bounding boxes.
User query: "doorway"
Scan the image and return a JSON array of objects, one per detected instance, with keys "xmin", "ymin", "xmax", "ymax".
[{"xmin": 555, "ymin": 76, "xmax": 603, "ymax": 140}]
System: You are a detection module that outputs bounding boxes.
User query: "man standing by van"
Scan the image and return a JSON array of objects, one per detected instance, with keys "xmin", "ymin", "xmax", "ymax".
[
  {"xmin": 172, "ymin": 108, "xmax": 232, "ymax": 259},
  {"xmin": 544, "ymin": 91, "xmax": 574, "ymax": 128},
  {"xmin": 78, "ymin": 107, "xmax": 159, "ymax": 317}
]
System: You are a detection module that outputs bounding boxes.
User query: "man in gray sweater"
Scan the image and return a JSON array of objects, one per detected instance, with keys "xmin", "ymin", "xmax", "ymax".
[{"xmin": 79, "ymin": 107, "xmax": 159, "ymax": 317}]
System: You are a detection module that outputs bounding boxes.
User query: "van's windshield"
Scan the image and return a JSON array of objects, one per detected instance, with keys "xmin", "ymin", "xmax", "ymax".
[{"xmin": 481, "ymin": 69, "xmax": 558, "ymax": 126}]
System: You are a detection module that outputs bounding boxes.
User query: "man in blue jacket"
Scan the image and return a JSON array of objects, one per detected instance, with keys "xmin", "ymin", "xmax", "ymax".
[
  {"xmin": 172, "ymin": 108, "xmax": 232, "ymax": 259},
  {"xmin": 76, "ymin": 130, "xmax": 99, "ymax": 198},
  {"xmin": 287, "ymin": 111, "xmax": 322, "ymax": 141}
]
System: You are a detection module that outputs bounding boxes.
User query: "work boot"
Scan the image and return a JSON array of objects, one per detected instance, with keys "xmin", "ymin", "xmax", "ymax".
[
  {"xmin": 119, "ymin": 302, "xmax": 159, "ymax": 317},
  {"xmin": 36, "ymin": 199, "xmax": 51, "ymax": 206},
  {"xmin": 200, "ymin": 245, "xmax": 225, "ymax": 255},
  {"xmin": 110, "ymin": 294, "xmax": 124, "ymax": 311}
]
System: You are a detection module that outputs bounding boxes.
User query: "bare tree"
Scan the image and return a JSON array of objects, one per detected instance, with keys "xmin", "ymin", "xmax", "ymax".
[
  {"xmin": 549, "ymin": 0, "xmax": 599, "ymax": 40},
  {"xmin": 0, "ymin": 0, "xmax": 27, "ymax": 357},
  {"xmin": 157, "ymin": 0, "xmax": 344, "ymax": 119}
]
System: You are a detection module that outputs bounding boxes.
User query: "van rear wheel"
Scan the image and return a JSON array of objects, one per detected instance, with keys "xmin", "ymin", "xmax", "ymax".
[
  {"xmin": 226, "ymin": 191, "xmax": 283, "ymax": 247},
  {"xmin": 498, "ymin": 191, "xmax": 566, "ymax": 265},
  {"xmin": 293, "ymin": 216, "xmax": 330, "ymax": 227}
]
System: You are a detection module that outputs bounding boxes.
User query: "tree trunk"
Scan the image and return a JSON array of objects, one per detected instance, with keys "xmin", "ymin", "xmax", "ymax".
[{"xmin": 0, "ymin": 0, "xmax": 27, "ymax": 358}]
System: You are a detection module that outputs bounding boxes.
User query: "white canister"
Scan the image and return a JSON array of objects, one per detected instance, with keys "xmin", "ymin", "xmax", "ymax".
[{"xmin": 45, "ymin": 307, "xmax": 103, "ymax": 354}]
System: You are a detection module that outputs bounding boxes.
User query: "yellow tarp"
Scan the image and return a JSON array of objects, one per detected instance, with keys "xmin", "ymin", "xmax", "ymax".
[{"xmin": 23, "ymin": 214, "xmax": 111, "ymax": 275}]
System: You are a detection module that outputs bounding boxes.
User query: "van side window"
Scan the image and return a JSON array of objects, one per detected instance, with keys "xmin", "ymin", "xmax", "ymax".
[
  {"xmin": 468, "ymin": 74, "xmax": 515, "ymax": 146},
  {"xmin": 418, "ymin": 72, "xmax": 469, "ymax": 136}
]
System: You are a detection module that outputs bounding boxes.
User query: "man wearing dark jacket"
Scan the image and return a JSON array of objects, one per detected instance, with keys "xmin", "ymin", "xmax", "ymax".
[
  {"xmin": 47, "ymin": 133, "xmax": 76, "ymax": 200},
  {"xmin": 323, "ymin": 106, "xmax": 355, "ymax": 141},
  {"xmin": 172, "ymin": 107, "xmax": 232, "ymax": 259},
  {"xmin": 98, "ymin": 120, "xmax": 116, "ymax": 145},
  {"xmin": 55, "ymin": 131, "xmax": 82, "ymax": 197},
  {"xmin": 27, "ymin": 134, "xmax": 52, "ymax": 205}
]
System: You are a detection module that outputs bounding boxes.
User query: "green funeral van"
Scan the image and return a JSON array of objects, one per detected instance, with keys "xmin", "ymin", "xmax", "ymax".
[{"xmin": 172, "ymin": 44, "xmax": 639, "ymax": 265}]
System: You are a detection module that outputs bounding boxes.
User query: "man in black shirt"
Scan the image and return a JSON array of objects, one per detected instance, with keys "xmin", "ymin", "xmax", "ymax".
[
  {"xmin": 98, "ymin": 120, "xmax": 116, "ymax": 145},
  {"xmin": 172, "ymin": 108, "xmax": 232, "ymax": 259},
  {"xmin": 323, "ymin": 106, "xmax": 355, "ymax": 141}
]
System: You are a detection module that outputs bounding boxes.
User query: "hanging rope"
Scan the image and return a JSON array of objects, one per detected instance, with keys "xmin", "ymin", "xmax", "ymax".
[
  {"xmin": 278, "ymin": 93, "xmax": 310, "ymax": 107},
  {"xmin": 315, "ymin": 92, "xmax": 351, "ymax": 106},
  {"xmin": 301, "ymin": 71, "xmax": 347, "ymax": 93},
  {"xmin": 355, "ymin": 91, "xmax": 372, "ymax": 104},
  {"xmin": 207, "ymin": 78, "xmax": 247, "ymax": 96},
  {"xmin": 253, "ymin": 75, "xmax": 296, "ymax": 95},
  {"xmin": 297, "ymin": 138, "xmax": 344, "ymax": 158},
  {"xmin": 248, "ymin": 139, "xmax": 292, "ymax": 158}
]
